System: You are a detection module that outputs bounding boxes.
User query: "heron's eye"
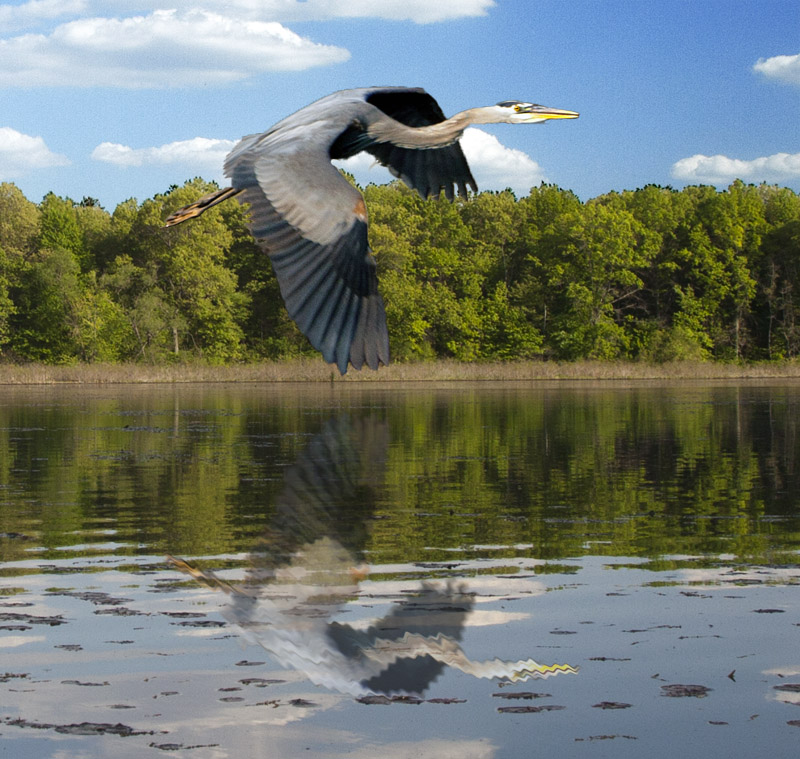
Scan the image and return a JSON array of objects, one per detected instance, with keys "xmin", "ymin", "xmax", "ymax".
[{"xmin": 514, "ymin": 104, "xmax": 521, "ymax": 112}]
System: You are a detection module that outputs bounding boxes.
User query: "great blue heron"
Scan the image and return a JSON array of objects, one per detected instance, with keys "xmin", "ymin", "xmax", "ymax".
[{"xmin": 165, "ymin": 87, "xmax": 578, "ymax": 374}]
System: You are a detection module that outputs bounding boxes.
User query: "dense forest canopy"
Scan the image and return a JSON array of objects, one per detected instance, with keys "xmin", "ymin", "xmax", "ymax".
[{"xmin": 1, "ymin": 178, "xmax": 799, "ymax": 366}]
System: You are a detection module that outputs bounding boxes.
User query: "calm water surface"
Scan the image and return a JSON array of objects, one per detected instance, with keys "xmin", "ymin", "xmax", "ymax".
[{"xmin": 1, "ymin": 382, "xmax": 799, "ymax": 758}]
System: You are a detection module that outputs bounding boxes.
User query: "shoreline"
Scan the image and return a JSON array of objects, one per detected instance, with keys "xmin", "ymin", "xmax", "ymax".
[{"xmin": 2, "ymin": 358, "xmax": 800, "ymax": 385}]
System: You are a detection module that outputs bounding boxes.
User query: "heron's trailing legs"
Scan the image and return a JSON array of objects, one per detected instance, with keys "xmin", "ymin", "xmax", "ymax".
[{"xmin": 164, "ymin": 186, "xmax": 242, "ymax": 227}]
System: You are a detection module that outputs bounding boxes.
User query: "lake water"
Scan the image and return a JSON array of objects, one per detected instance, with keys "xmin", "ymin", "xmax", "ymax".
[{"xmin": 1, "ymin": 381, "xmax": 799, "ymax": 758}]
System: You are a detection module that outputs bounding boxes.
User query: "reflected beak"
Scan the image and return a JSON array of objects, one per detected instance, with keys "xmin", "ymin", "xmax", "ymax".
[{"xmin": 523, "ymin": 104, "xmax": 580, "ymax": 121}]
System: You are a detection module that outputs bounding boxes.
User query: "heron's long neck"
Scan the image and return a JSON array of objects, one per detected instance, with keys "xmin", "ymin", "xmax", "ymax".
[{"xmin": 367, "ymin": 108, "xmax": 493, "ymax": 149}]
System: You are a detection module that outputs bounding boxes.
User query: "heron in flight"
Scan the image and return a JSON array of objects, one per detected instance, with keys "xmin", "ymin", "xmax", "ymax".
[{"xmin": 165, "ymin": 87, "xmax": 578, "ymax": 374}]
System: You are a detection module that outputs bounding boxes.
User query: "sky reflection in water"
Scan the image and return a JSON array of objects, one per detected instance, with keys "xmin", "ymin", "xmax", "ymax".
[{"xmin": 1, "ymin": 382, "xmax": 799, "ymax": 757}]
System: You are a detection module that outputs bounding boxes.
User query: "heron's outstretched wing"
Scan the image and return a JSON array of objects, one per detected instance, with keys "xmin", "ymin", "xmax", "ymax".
[
  {"xmin": 225, "ymin": 134, "xmax": 389, "ymax": 375},
  {"xmin": 330, "ymin": 88, "xmax": 477, "ymax": 200}
]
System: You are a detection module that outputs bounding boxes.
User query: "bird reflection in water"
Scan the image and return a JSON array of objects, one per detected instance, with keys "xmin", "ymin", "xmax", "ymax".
[{"xmin": 169, "ymin": 416, "xmax": 578, "ymax": 696}]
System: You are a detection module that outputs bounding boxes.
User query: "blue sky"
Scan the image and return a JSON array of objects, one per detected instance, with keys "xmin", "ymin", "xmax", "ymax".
[{"xmin": 1, "ymin": 0, "xmax": 798, "ymax": 210}]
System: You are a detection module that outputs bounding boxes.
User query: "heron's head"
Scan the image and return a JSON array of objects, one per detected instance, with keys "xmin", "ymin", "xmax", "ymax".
[{"xmin": 493, "ymin": 101, "xmax": 579, "ymax": 124}]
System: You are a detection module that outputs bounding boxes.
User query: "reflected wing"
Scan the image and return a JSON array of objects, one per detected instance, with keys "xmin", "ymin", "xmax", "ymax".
[{"xmin": 225, "ymin": 134, "xmax": 389, "ymax": 374}]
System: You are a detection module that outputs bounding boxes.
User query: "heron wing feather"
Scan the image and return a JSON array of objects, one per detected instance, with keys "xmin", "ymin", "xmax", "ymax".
[{"xmin": 225, "ymin": 137, "xmax": 388, "ymax": 374}]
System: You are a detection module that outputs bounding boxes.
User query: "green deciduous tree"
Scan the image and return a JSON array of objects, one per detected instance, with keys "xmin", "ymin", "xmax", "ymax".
[{"xmin": 1, "ymin": 177, "xmax": 799, "ymax": 368}]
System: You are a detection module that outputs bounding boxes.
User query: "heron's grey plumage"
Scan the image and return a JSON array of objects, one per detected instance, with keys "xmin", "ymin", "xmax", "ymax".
[{"xmin": 164, "ymin": 87, "xmax": 577, "ymax": 374}]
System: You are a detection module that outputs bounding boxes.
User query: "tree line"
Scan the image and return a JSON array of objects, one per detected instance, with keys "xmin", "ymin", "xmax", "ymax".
[{"xmin": 1, "ymin": 177, "xmax": 799, "ymax": 366}]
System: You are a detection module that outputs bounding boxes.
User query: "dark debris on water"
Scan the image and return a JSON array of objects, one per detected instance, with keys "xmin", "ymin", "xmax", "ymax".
[
  {"xmin": 0, "ymin": 673, "xmax": 29, "ymax": 683},
  {"xmin": 150, "ymin": 742, "xmax": 220, "ymax": 752},
  {"xmin": 171, "ymin": 619, "xmax": 225, "ymax": 627},
  {"xmin": 356, "ymin": 695, "xmax": 425, "ymax": 705},
  {"xmin": 355, "ymin": 694, "xmax": 471, "ymax": 705},
  {"xmin": 0, "ymin": 612, "xmax": 67, "ymax": 626},
  {"xmin": 589, "ymin": 656, "xmax": 631, "ymax": 662},
  {"xmin": 94, "ymin": 606, "xmax": 148, "ymax": 617},
  {"xmin": 661, "ymin": 684, "xmax": 712, "ymax": 698},
  {"xmin": 575, "ymin": 734, "xmax": 638, "ymax": 742},
  {"xmin": 4, "ymin": 717, "xmax": 154, "ymax": 737},
  {"xmin": 239, "ymin": 678, "xmax": 286, "ymax": 687},
  {"xmin": 46, "ymin": 590, "xmax": 132, "ymax": 606}
]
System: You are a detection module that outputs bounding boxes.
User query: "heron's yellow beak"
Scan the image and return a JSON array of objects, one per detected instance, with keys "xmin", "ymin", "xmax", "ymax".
[{"xmin": 522, "ymin": 105, "xmax": 579, "ymax": 120}]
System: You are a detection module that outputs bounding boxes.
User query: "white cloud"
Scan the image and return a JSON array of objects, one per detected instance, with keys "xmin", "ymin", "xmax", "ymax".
[
  {"xmin": 333, "ymin": 152, "xmax": 392, "ymax": 183},
  {"xmin": 0, "ymin": 0, "xmax": 85, "ymax": 32},
  {"xmin": 0, "ymin": 9, "xmax": 350, "ymax": 88},
  {"xmin": 262, "ymin": 0, "xmax": 497, "ymax": 24},
  {"xmin": 91, "ymin": 137, "xmax": 236, "ymax": 169},
  {"xmin": 461, "ymin": 127, "xmax": 548, "ymax": 194},
  {"xmin": 753, "ymin": 53, "xmax": 800, "ymax": 86},
  {"xmin": 671, "ymin": 152, "xmax": 800, "ymax": 184},
  {"xmin": 0, "ymin": 2, "xmax": 495, "ymax": 87},
  {"xmin": 2, "ymin": 1, "xmax": 494, "ymax": 36},
  {"xmin": 0, "ymin": 126, "xmax": 70, "ymax": 178},
  {"xmin": 56, "ymin": 1, "xmax": 495, "ymax": 25}
]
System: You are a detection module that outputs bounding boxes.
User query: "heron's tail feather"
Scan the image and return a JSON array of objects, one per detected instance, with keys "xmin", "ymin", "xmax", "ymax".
[{"xmin": 164, "ymin": 187, "xmax": 242, "ymax": 227}]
